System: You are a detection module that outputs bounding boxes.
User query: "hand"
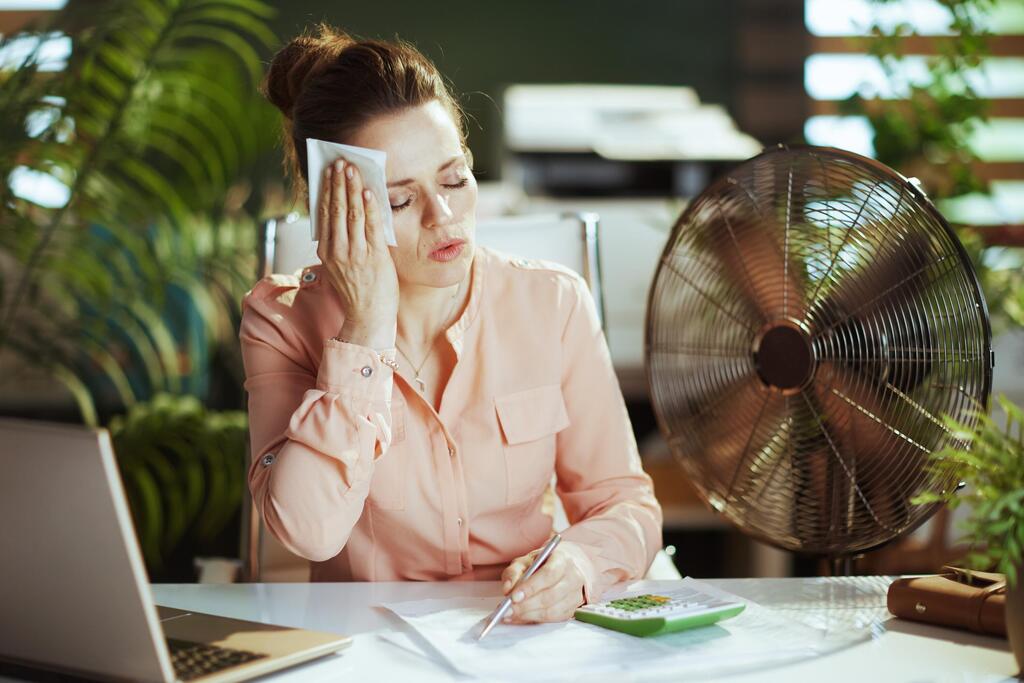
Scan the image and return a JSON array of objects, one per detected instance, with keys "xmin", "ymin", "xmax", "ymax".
[
  {"xmin": 316, "ymin": 160, "xmax": 398, "ymax": 349},
  {"xmin": 499, "ymin": 545, "xmax": 586, "ymax": 623}
]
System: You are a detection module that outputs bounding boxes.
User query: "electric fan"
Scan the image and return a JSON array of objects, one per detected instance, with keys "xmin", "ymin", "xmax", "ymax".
[{"xmin": 645, "ymin": 145, "xmax": 993, "ymax": 562}]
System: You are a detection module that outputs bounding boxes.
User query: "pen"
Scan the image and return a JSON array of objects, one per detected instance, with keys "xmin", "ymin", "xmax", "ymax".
[{"xmin": 477, "ymin": 533, "xmax": 562, "ymax": 641}]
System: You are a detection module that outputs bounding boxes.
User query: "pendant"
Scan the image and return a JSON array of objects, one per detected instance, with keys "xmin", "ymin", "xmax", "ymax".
[{"xmin": 414, "ymin": 376, "xmax": 426, "ymax": 392}]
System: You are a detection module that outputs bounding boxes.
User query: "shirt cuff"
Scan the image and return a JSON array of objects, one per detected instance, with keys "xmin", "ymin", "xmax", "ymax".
[{"xmin": 317, "ymin": 339, "xmax": 396, "ymax": 401}]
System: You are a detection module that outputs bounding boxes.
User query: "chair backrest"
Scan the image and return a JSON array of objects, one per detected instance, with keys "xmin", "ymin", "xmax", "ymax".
[
  {"xmin": 257, "ymin": 213, "xmax": 317, "ymax": 280},
  {"xmin": 257, "ymin": 211, "xmax": 604, "ymax": 325},
  {"xmin": 244, "ymin": 212, "xmax": 605, "ymax": 581}
]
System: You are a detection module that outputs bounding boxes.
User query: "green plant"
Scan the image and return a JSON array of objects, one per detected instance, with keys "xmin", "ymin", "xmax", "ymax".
[
  {"xmin": 915, "ymin": 394, "xmax": 1024, "ymax": 586},
  {"xmin": 0, "ymin": 0, "xmax": 278, "ymax": 421},
  {"xmin": 843, "ymin": 0, "xmax": 994, "ymax": 199},
  {"xmin": 0, "ymin": 0, "xmax": 281, "ymax": 576},
  {"xmin": 109, "ymin": 393, "xmax": 248, "ymax": 572},
  {"xmin": 843, "ymin": 0, "xmax": 1024, "ymax": 331}
]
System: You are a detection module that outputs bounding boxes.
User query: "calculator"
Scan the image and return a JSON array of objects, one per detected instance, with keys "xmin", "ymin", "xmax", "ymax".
[{"xmin": 574, "ymin": 589, "xmax": 745, "ymax": 637}]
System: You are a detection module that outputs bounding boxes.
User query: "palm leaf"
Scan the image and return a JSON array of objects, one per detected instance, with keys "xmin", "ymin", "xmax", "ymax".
[
  {"xmin": 53, "ymin": 363, "xmax": 99, "ymax": 426},
  {"xmin": 1, "ymin": 0, "xmax": 276, "ymax": 340}
]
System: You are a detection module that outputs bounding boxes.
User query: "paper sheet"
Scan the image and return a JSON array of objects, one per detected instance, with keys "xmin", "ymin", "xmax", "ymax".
[
  {"xmin": 381, "ymin": 579, "xmax": 853, "ymax": 681},
  {"xmin": 305, "ymin": 138, "xmax": 397, "ymax": 246}
]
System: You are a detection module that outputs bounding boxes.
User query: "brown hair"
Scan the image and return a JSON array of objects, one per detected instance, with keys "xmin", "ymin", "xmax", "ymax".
[{"xmin": 262, "ymin": 24, "xmax": 468, "ymax": 201}]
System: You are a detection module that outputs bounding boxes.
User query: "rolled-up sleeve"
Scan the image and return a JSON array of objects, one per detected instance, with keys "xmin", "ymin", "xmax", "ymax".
[
  {"xmin": 240, "ymin": 284, "xmax": 395, "ymax": 562},
  {"xmin": 553, "ymin": 274, "xmax": 664, "ymax": 602}
]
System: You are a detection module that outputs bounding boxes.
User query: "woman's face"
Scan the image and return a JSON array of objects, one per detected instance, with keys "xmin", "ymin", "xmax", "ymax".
[{"xmin": 348, "ymin": 100, "xmax": 477, "ymax": 289}]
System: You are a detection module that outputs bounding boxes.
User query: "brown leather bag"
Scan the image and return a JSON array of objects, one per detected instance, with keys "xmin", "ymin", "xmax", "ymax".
[{"xmin": 887, "ymin": 566, "xmax": 1007, "ymax": 637}]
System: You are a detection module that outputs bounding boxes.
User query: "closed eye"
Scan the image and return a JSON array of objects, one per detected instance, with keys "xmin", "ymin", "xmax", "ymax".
[{"xmin": 390, "ymin": 177, "xmax": 470, "ymax": 212}]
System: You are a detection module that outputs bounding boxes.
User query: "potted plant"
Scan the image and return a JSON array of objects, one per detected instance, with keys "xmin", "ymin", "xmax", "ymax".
[{"xmin": 916, "ymin": 394, "xmax": 1024, "ymax": 672}]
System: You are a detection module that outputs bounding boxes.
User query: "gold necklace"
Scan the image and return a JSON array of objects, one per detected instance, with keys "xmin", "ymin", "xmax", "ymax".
[
  {"xmin": 396, "ymin": 278, "xmax": 466, "ymax": 393},
  {"xmin": 395, "ymin": 344, "xmax": 433, "ymax": 393}
]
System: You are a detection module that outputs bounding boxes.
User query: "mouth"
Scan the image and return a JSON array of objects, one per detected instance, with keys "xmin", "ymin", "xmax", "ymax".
[{"xmin": 428, "ymin": 238, "xmax": 467, "ymax": 263}]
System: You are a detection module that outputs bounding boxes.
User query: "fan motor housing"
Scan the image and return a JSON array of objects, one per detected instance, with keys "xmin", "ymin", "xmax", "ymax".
[{"xmin": 752, "ymin": 319, "xmax": 814, "ymax": 394}]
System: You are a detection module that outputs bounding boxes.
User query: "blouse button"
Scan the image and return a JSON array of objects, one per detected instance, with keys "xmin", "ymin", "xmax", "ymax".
[
  {"xmin": 457, "ymin": 517, "xmax": 463, "ymax": 527},
  {"xmin": 261, "ymin": 453, "xmax": 275, "ymax": 467},
  {"xmin": 360, "ymin": 366, "xmax": 373, "ymax": 378},
  {"xmin": 301, "ymin": 271, "xmax": 316, "ymax": 283},
  {"xmin": 448, "ymin": 446, "xmax": 455, "ymax": 458}
]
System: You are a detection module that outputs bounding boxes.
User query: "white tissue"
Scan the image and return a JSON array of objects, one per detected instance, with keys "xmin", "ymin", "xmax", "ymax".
[{"xmin": 305, "ymin": 137, "xmax": 397, "ymax": 246}]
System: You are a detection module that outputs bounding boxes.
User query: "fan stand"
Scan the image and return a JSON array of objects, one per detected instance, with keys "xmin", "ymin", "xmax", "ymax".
[{"xmin": 830, "ymin": 556, "xmax": 855, "ymax": 576}]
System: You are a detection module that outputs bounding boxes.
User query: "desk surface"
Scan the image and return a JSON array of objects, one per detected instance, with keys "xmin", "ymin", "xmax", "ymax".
[{"xmin": 149, "ymin": 577, "xmax": 1017, "ymax": 683}]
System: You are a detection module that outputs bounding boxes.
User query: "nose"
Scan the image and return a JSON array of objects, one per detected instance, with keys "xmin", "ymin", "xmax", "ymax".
[{"xmin": 423, "ymin": 191, "xmax": 454, "ymax": 229}]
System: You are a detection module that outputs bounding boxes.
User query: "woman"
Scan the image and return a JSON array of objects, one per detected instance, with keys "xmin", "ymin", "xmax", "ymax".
[{"xmin": 241, "ymin": 25, "xmax": 663, "ymax": 624}]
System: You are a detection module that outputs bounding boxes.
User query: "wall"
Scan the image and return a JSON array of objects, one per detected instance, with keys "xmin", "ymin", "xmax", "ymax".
[{"xmin": 271, "ymin": 0, "xmax": 742, "ymax": 178}]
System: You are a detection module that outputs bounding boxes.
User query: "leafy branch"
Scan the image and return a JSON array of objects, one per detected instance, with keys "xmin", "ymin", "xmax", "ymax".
[
  {"xmin": 915, "ymin": 394, "xmax": 1024, "ymax": 586},
  {"xmin": 841, "ymin": 0, "xmax": 996, "ymax": 199}
]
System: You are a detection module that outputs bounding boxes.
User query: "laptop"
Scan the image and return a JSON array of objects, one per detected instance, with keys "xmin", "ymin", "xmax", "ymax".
[{"xmin": 0, "ymin": 418, "xmax": 352, "ymax": 682}]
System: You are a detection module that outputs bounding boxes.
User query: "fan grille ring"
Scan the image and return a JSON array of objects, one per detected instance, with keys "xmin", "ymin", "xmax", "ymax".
[{"xmin": 645, "ymin": 146, "xmax": 992, "ymax": 555}]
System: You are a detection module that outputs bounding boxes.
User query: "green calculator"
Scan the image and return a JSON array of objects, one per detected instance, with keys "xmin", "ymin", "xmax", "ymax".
[{"xmin": 574, "ymin": 590, "xmax": 745, "ymax": 637}]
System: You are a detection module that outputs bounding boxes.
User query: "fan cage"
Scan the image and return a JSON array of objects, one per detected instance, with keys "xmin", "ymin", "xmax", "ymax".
[{"xmin": 645, "ymin": 145, "xmax": 993, "ymax": 556}]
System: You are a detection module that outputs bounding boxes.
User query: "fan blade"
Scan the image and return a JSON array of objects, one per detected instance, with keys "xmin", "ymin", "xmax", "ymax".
[
  {"xmin": 810, "ymin": 230, "xmax": 934, "ymax": 332},
  {"xmin": 809, "ymin": 230, "xmax": 938, "ymax": 394},
  {"xmin": 702, "ymin": 198, "xmax": 808, "ymax": 323},
  {"xmin": 807, "ymin": 361, "xmax": 926, "ymax": 542},
  {"xmin": 672, "ymin": 375, "xmax": 791, "ymax": 508}
]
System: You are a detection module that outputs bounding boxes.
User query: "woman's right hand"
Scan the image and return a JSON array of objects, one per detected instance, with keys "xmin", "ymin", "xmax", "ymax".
[{"xmin": 316, "ymin": 159, "xmax": 399, "ymax": 350}]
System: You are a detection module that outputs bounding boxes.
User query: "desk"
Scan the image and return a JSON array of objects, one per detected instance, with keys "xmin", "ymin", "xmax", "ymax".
[{"xmin": 148, "ymin": 578, "xmax": 1016, "ymax": 682}]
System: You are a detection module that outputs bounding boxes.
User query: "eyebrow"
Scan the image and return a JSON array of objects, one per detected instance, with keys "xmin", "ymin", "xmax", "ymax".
[{"xmin": 386, "ymin": 155, "xmax": 465, "ymax": 188}]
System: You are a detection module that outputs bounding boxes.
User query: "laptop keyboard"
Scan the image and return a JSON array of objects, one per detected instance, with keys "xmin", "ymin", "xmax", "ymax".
[{"xmin": 167, "ymin": 638, "xmax": 268, "ymax": 681}]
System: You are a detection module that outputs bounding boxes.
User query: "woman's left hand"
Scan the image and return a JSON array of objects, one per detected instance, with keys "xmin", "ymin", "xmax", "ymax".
[{"xmin": 499, "ymin": 546, "xmax": 586, "ymax": 623}]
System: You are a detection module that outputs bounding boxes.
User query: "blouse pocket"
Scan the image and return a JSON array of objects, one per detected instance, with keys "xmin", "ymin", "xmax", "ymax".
[
  {"xmin": 367, "ymin": 396, "xmax": 407, "ymax": 510},
  {"xmin": 495, "ymin": 384, "xmax": 570, "ymax": 505}
]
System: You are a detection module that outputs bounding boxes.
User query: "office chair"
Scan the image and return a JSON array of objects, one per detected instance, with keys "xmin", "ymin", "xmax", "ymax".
[{"xmin": 243, "ymin": 211, "xmax": 679, "ymax": 581}]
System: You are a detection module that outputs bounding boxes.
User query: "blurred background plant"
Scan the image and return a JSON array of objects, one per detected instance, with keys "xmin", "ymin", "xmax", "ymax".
[
  {"xmin": 0, "ymin": 0, "xmax": 281, "ymax": 578},
  {"xmin": 842, "ymin": 0, "xmax": 1024, "ymax": 332},
  {"xmin": 109, "ymin": 393, "xmax": 249, "ymax": 578}
]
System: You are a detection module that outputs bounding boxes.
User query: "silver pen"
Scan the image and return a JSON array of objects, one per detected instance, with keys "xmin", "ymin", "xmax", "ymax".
[{"xmin": 477, "ymin": 533, "xmax": 562, "ymax": 641}]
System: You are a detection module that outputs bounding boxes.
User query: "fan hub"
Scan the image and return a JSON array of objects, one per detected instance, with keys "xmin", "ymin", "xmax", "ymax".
[{"xmin": 753, "ymin": 320, "xmax": 814, "ymax": 394}]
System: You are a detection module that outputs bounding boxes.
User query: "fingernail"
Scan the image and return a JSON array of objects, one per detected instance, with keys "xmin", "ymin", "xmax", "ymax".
[
  {"xmin": 512, "ymin": 591, "xmax": 524, "ymax": 603},
  {"xmin": 363, "ymin": 189, "xmax": 372, "ymax": 199},
  {"xmin": 502, "ymin": 581, "xmax": 510, "ymax": 593},
  {"xmin": 345, "ymin": 165, "xmax": 354, "ymax": 178},
  {"xmin": 335, "ymin": 160, "xmax": 343, "ymax": 172}
]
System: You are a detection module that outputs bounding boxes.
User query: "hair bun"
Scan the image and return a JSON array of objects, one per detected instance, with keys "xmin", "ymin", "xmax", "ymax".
[{"xmin": 263, "ymin": 25, "xmax": 352, "ymax": 119}]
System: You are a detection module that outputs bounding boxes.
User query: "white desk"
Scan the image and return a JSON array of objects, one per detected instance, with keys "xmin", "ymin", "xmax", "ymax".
[{"xmin": 149, "ymin": 578, "xmax": 1017, "ymax": 682}]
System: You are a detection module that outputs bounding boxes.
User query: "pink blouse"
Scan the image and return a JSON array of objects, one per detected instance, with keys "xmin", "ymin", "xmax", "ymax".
[{"xmin": 240, "ymin": 246, "xmax": 663, "ymax": 600}]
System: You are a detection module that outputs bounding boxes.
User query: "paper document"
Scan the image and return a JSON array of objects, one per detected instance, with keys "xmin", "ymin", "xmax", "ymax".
[
  {"xmin": 382, "ymin": 579, "xmax": 852, "ymax": 681},
  {"xmin": 305, "ymin": 138, "xmax": 397, "ymax": 246}
]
